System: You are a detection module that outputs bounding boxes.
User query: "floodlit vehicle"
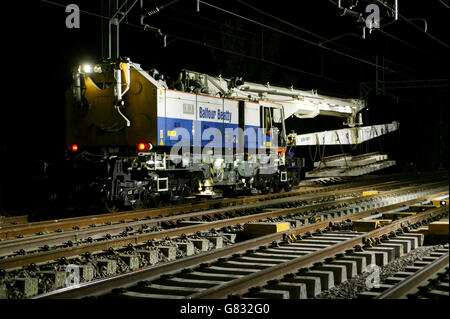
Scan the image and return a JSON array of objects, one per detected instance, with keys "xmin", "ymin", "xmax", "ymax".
[{"xmin": 66, "ymin": 59, "xmax": 398, "ymax": 210}]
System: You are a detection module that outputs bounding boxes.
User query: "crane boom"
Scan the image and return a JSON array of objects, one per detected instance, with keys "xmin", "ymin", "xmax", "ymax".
[
  {"xmin": 172, "ymin": 70, "xmax": 399, "ymax": 148},
  {"xmin": 182, "ymin": 70, "xmax": 366, "ymax": 127},
  {"xmin": 236, "ymin": 81, "xmax": 365, "ymax": 124}
]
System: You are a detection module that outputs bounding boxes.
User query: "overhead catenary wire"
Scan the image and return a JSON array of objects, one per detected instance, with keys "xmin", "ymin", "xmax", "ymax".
[
  {"xmin": 43, "ymin": 0, "xmax": 410, "ymax": 81},
  {"xmin": 162, "ymin": 0, "xmax": 388, "ymax": 72},
  {"xmin": 165, "ymin": 0, "xmax": 438, "ymax": 82},
  {"xmin": 167, "ymin": 34, "xmax": 351, "ymax": 85},
  {"xmin": 238, "ymin": 0, "xmax": 447, "ymax": 76},
  {"xmin": 378, "ymin": 29, "xmax": 432, "ymax": 58},
  {"xmin": 158, "ymin": 12, "xmax": 260, "ymax": 46},
  {"xmin": 238, "ymin": 0, "xmax": 329, "ymax": 42},
  {"xmin": 379, "ymin": 85, "xmax": 448, "ymax": 89},
  {"xmin": 198, "ymin": 1, "xmax": 409, "ymax": 78},
  {"xmin": 43, "ymin": 0, "xmax": 438, "ymax": 86},
  {"xmin": 156, "ymin": 10, "xmax": 394, "ymax": 85},
  {"xmin": 324, "ymin": 1, "xmax": 448, "ymax": 63},
  {"xmin": 439, "ymin": 0, "xmax": 449, "ymax": 9},
  {"xmin": 241, "ymin": 0, "xmax": 450, "ymax": 84},
  {"xmin": 376, "ymin": 21, "xmax": 448, "ymax": 64},
  {"xmin": 317, "ymin": 30, "xmax": 430, "ymax": 78},
  {"xmin": 237, "ymin": 0, "xmax": 416, "ymax": 79},
  {"xmin": 376, "ymin": 0, "xmax": 449, "ymax": 49},
  {"xmin": 157, "ymin": 0, "xmax": 369, "ymax": 61},
  {"xmin": 239, "ymin": 0, "xmax": 397, "ymax": 62},
  {"xmin": 381, "ymin": 78, "xmax": 448, "ymax": 83},
  {"xmin": 40, "ymin": 0, "xmax": 355, "ymax": 86},
  {"xmin": 159, "ymin": 3, "xmax": 305, "ymax": 53},
  {"xmin": 41, "ymin": 0, "xmax": 160, "ymax": 31},
  {"xmin": 143, "ymin": 0, "xmax": 180, "ymax": 16},
  {"xmin": 363, "ymin": 78, "xmax": 449, "ymax": 90},
  {"xmin": 111, "ymin": 0, "xmax": 130, "ymax": 20},
  {"xmin": 118, "ymin": 0, "xmax": 139, "ymax": 24},
  {"xmin": 147, "ymin": 0, "xmax": 270, "ymax": 39},
  {"xmin": 158, "ymin": 11, "xmax": 328, "ymax": 76}
]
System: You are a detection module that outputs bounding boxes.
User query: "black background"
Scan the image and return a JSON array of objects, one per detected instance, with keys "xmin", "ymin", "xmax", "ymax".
[
  {"xmin": 0, "ymin": 0, "xmax": 448, "ymax": 211},
  {"xmin": 0, "ymin": 298, "xmax": 444, "ymax": 317}
]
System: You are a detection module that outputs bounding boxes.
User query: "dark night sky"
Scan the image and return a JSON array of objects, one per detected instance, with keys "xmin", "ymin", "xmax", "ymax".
[{"xmin": 1, "ymin": 0, "xmax": 449, "ymax": 170}]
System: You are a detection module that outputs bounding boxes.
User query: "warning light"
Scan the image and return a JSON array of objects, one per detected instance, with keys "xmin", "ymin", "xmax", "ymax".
[
  {"xmin": 71, "ymin": 144, "xmax": 79, "ymax": 152},
  {"xmin": 138, "ymin": 143, "xmax": 151, "ymax": 151}
]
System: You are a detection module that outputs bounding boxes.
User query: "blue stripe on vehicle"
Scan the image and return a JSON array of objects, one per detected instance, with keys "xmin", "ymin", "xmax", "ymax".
[{"xmin": 157, "ymin": 116, "xmax": 271, "ymax": 148}]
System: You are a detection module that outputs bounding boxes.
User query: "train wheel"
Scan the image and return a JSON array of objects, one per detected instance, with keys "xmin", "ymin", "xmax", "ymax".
[
  {"xmin": 102, "ymin": 190, "xmax": 120, "ymax": 213},
  {"xmin": 223, "ymin": 186, "xmax": 237, "ymax": 198},
  {"xmin": 257, "ymin": 178, "xmax": 270, "ymax": 194},
  {"xmin": 138, "ymin": 190, "xmax": 155, "ymax": 210},
  {"xmin": 259, "ymin": 184, "xmax": 270, "ymax": 194},
  {"xmin": 180, "ymin": 185, "xmax": 193, "ymax": 202},
  {"xmin": 131, "ymin": 200, "xmax": 147, "ymax": 210},
  {"xmin": 272, "ymin": 183, "xmax": 282, "ymax": 193},
  {"xmin": 149, "ymin": 195, "xmax": 162, "ymax": 208},
  {"xmin": 283, "ymin": 182, "xmax": 293, "ymax": 192}
]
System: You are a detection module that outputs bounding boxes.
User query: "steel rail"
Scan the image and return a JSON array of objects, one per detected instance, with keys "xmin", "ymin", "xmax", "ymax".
[
  {"xmin": 1, "ymin": 180, "xmax": 446, "ymax": 269},
  {"xmin": 36, "ymin": 195, "xmax": 448, "ymax": 299},
  {"xmin": 0, "ymin": 215, "xmax": 28, "ymax": 225},
  {"xmin": 0, "ymin": 175, "xmax": 442, "ymax": 240},
  {"xmin": 1, "ymin": 187, "xmax": 447, "ymax": 258},
  {"xmin": 0, "ymin": 179, "xmax": 366, "ymax": 237},
  {"xmin": 0, "ymin": 177, "xmax": 429, "ymax": 245},
  {"xmin": 0, "ymin": 174, "xmax": 404, "ymax": 234},
  {"xmin": 375, "ymin": 252, "xmax": 449, "ymax": 299},
  {"xmin": 190, "ymin": 206, "xmax": 449, "ymax": 298},
  {"xmin": 0, "ymin": 171, "xmax": 442, "ymax": 236}
]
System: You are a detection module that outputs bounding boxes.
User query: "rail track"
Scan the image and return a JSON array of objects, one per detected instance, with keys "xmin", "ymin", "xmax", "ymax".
[
  {"xmin": 368, "ymin": 247, "xmax": 449, "ymax": 299},
  {"xmin": 33, "ymin": 198, "xmax": 448, "ymax": 299},
  {"xmin": 0, "ymin": 215, "xmax": 28, "ymax": 226},
  {"xmin": 1, "ymin": 171, "xmax": 444, "ymax": 240},
  {"xmin": 0, "ymin": 174, "xmax": 444, "ymax": 250},
  {"xmin": 0, "ymin": 172, "xmax": 447, "ymax": 299},
  {"xmin": 356, "ymin": 208, "xmax": 449, "ymax": 300},
  {"xmin": 0, "ymin": 173, "xmax": 431, "ymax": 240},
  {"xmin": 1, "ymin": 178, "xmax": 446, "ymax": 267},
  {"xmin": 29, "ymin": 190, "xmax": 448, "ymax": 298}
]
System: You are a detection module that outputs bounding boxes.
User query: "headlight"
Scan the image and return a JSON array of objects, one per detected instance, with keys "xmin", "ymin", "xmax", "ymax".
[
  {"xmin": 93, "ymin": 64, "xmax": 102, "ymax": 73},
  {"xmin": 82, "ymin": 64, "xmax": 92, "ymax": 73}
]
